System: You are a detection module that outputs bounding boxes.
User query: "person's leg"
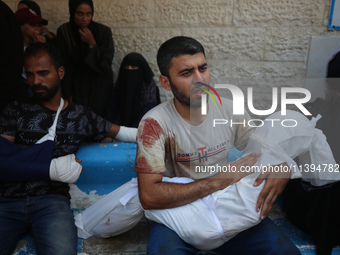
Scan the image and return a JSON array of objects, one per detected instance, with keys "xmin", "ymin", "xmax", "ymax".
[
  {"xmin": 28, "ymin": 195, "xmax": 78, "ymax": 255},
  {"xmin": 214, "ymin": 217, "xmax": 300, "ymax": 255},
  {"xmin": 0, "ymin": 198, "xmax": 30, "ymax": 255},
  {"xmin": 283, "ymin": 179, "xmax": 310, "ymax": 232},
  {"xmin": 147, "ymin": 222, "xmax": 199, "ymax": 255}
]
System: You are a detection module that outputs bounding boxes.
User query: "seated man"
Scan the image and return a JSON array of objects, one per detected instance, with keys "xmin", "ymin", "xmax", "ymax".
[
  {"xmin": 134, "ymin": 36, "xmax": 300, "ymax": 254},
  {"xmin": 0, "ymin": 42, "xmax": 136, "ymax": 255}
]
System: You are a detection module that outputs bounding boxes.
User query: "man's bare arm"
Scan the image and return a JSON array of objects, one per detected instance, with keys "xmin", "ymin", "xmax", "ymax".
[
  {"xmin": 104, "ymin": 124, "xmax": 137, "ymax": 142},
  {"xmin": 105, "ymin": 124, "xmax": 120, "ymax": 138},
  {"xmin": 138, "ymin": 153, "xmax": 260, "ymax": 210},
  {"xmin": 0, "ymin": 134, "xmax": 15, "ymax": 143}
]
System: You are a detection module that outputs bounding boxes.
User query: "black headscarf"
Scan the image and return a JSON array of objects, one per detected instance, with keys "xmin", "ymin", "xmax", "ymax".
[
  {"xmin": 64, "ymin": 0, "xmax": 98, "ymax": 61},
  {"xmin": 117, "ymin": 53, "xmax": 154, "ymax": 86},
  {"xmin": 69, "ymin": 0, "xmax": 94, "ymax": 23},
  {"xmin": 115, "ymin": 53, "xmax": 156, "ymax": 127}
]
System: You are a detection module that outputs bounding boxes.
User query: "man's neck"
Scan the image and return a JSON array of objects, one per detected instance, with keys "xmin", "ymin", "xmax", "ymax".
[
  {"xmin": 173, "ymin": 99, "xmax": 207, "ymax": 125},
  {"xmin": 39, "ymin": 94, "xmax": 66, "ymax": 111}
]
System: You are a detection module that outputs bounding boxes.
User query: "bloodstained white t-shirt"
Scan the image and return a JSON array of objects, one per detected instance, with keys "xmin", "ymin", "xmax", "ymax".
[{"xmin": 134, "ymin": 97, "xmax": 254, "ymax": 180}]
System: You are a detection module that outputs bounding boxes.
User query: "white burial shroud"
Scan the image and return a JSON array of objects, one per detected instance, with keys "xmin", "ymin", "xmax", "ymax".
[{"xmin": 145, "ymin": 110, "xmax": 339, "ymax": 250}]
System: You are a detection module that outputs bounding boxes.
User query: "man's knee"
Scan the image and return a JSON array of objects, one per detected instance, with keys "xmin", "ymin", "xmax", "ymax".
[
  {"xmin": 147, "ymin": 223, "xmax": 198, "ymax": 255},
  {"xmin": 257, "ymin": 220, "xmax": 300, "ymax": 255},
  {"xmin": 266, "ymin": 240, "xmax": 300, "ymax": 255},
  {"xmin": 258, "ymin": 220, "xmax": 300, "ymax": 255},
  {"xmin": 221, "ymin": 217, "xmax": 300, "ymax": 255},
  {"xmin": 31, "ymin": 195, "xmax": 77, "ymax": 255}
]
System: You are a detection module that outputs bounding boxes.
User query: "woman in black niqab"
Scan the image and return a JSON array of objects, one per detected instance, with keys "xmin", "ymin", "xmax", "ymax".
[{"xmin": 107, "ymin": 53, "xmax": 160, "ymax": 128}]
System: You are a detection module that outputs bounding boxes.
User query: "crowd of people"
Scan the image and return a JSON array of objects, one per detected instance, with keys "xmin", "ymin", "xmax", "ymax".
[
  {"xmin": 0, "ymin": 1, "xmax": 340, "ymax": 255},
  {"xmin": 1, "ymin": 0, "xmax": 159, "ymax": 124},
  {"xmin": 0, "ymin": 0, "xmax": 145, "ymax": 254}
]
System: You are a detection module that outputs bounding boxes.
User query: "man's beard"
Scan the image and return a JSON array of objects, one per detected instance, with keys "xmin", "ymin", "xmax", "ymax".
[
  {"xmin": 169, "ymin": 78, "xmax": 203, "ymax": 108},
  {"xmin": 32, "ymin": 79, "xmax": 60, "ymax": 101}
]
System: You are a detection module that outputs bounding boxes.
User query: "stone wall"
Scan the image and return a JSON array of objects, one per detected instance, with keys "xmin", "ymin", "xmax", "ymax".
[{"xmin": 4, "ymin": 0, "xmax": 340, "ymax": 107}]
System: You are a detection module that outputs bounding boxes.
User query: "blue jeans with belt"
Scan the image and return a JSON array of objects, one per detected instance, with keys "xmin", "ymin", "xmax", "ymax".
[
  {"xmin": 0, "ymin": 195, "xmax": 77, "ymax": 255},
  {"xmin": 147, "ymin": 217, "xmax": 301, "ymax": 255}
]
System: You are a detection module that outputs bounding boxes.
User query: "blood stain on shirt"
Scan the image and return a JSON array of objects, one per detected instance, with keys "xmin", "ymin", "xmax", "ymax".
[{"xmin": 140, "ymin": 118, "xmax": 164, "ymax": 148}]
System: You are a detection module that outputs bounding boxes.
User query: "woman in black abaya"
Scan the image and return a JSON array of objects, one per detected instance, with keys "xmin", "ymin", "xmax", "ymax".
[{"xmin": 57, "ymin": 0, "xmax": 114, "ymax": 117}]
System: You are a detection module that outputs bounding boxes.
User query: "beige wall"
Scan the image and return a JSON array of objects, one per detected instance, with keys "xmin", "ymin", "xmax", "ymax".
[{"xmin": 5, "ymin": 0, "xmax": 340, "ymax": 106}]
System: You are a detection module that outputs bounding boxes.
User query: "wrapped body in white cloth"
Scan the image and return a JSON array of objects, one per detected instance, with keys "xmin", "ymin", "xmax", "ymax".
[
  {"xmin": 74, "ymin": 178, "xmax": 143, "ymax": 239},
  {"xmin": 144, "ymin": 110, "xmax": 340, "ymax": 250}
]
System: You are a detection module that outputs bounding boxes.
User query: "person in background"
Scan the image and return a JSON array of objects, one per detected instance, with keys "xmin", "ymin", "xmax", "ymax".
[
  {"xmin": 15, "ymin": 7, "xmax": 48, "ymax": 48},
  {"xmin": 283, "ymin": 48, "xmax": 340, "ymax": 255},
  {"xmin": 15, "ymin": 7, "xmax": 49, "ymax": 96},
  {"xmin": 56, "ymin": 0, "xmax": 114, "ymax": 118},
  {"xmin": 0, "ymin": 1, "xmax": 28, "ymax": 114},
  {"xmin": 0, "ymin": 42, "xmax": 136, "ymax": 255},
  {"xmin": 17, "ymin": 0, "xmax": 55, "ymax": 41},
  {"xmin": 106, "ymin": 52, "xmax": 160, "ymax": 128}
]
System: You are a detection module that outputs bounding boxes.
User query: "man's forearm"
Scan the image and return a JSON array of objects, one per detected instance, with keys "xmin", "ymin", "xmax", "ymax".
[
  {"xmin": 0, "ymin": 134, "xmax": 15, "ymax": 143},
  {"xmin": 138, "ymin": 153, "xmax": 260, "ymax": 210},
  {"xmin": 106, "ymin": 124, "xmax": 137, "ymax": 142},
  {"xmin": 138, "ymin": 174, "xmax": 234, "ymax": 210}
]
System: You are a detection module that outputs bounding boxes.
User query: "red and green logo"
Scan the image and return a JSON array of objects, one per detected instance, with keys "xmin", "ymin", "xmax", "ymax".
[{"xmin": 197, "ymin": 82, "xmax": 223, "ymax": 107}]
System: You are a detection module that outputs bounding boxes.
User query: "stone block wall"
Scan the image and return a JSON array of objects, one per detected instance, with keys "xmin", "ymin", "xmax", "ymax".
[{"xmin": 5, "ymin": 0, "xmax": 340, "ymax": 108}]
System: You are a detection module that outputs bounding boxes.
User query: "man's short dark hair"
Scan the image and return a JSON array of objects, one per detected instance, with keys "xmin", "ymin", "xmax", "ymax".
[
  {"xmin": 24, "ymin": 42, "xmax": 63, "ymax": 71},
  {"xmin": 157, "ymin": 36, "xmax": 205, "ymax": 78}
]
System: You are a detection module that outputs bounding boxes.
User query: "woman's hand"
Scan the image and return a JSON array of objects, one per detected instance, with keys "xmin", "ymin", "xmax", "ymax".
[{"xmin": 79, "ymin": 28, "xmax": 96, "ymax": 47}]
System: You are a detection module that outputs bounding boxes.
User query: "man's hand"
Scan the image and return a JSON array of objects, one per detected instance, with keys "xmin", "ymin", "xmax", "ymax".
[
  {"xmin": 215, "ymin": 153, "xmax": 260, "ymax": 185},
  {"xmin": 32, "ymin": 30, "xmax": 46, "ymax": 43},
  {"xmin": 254, "ymin": 163, "xmax": 290, "ymax": 219},
  {"xmin": 79, "ymin": 28, "xmax": 96, "ymax": 47},
  {"xmin": 101, "ymin": 137, "xmax": 122, "ymax": 143},
  {"xmin": 40, "ymin": 26, "xmax": 55, "ymax": 39}
]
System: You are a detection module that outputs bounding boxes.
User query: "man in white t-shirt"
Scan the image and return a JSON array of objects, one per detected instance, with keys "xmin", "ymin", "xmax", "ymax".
[{"xmin": 134, "ymin": 36, "xmax": 300, "ymax": 254}]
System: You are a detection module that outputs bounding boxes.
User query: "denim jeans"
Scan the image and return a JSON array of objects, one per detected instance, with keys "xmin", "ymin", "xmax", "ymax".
[
  {"xmin": 0, "ymin": 195, "xmax": 77, "ymax": 255},
  {"xmin": 147, "ymin": 217, "xmax": 301, "ymax": 255}
]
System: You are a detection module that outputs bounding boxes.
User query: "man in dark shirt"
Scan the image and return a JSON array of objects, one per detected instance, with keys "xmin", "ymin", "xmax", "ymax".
[{"xmin": 0, "ymin": 42, "xmax": 136, "ymax": 255}]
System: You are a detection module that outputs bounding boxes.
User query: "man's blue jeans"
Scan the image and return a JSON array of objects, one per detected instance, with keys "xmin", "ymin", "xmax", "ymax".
[
  {"xmin": 147, "ymin": 217, "xmax": 301, "ymax": 255},
  {"xmin": 0, "ymin": 195, "xmax": 77, "ymax": 255}
]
